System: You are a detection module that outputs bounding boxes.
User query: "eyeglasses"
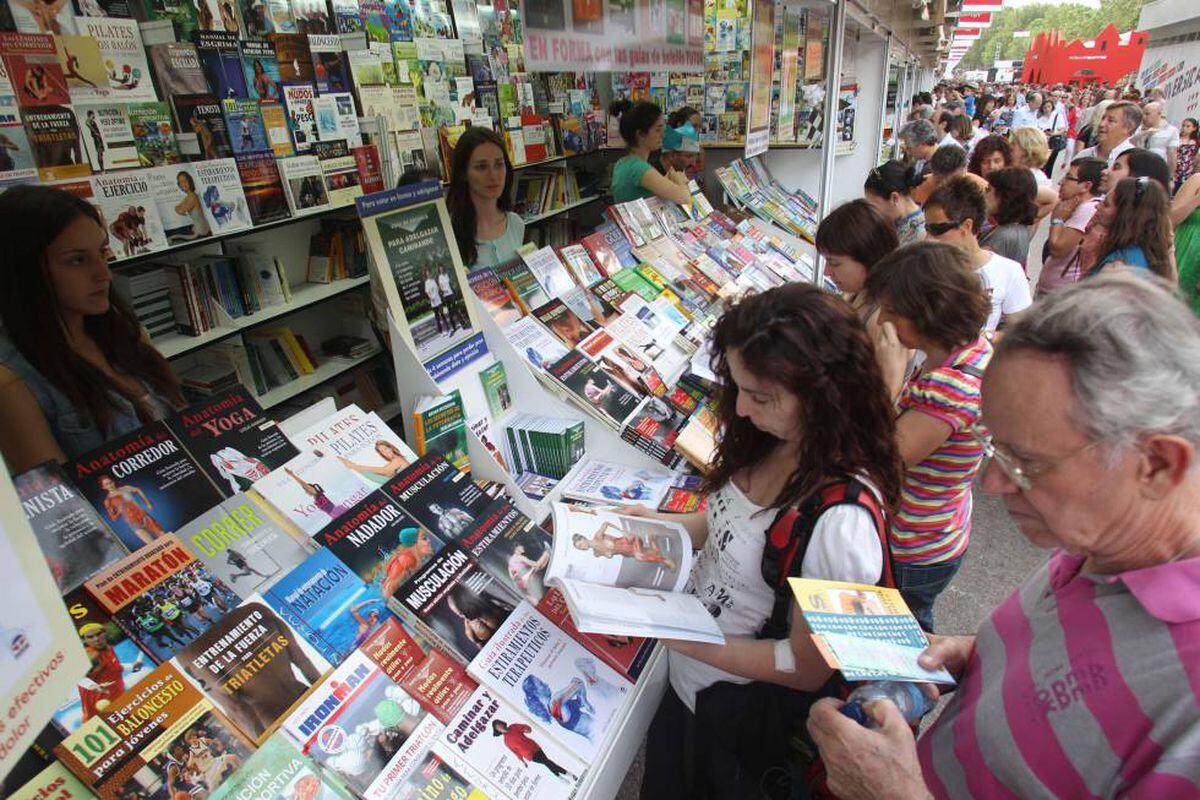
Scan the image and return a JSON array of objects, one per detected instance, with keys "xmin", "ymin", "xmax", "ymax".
[
  {"xmin": 969, "ymin": 426, "xmax": 1106, "ymax": 492},
  {"xmin": 926, "ymin": 219, "xmax": 963, "ymax": 235}
]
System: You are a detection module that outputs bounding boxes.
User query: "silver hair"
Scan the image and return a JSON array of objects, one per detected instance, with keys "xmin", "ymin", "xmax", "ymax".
[
  {"xmin": 899, "ymin": 119, "xmax": 939, "ymax": 147},
  {"xmin": 995, "ymin": 273, "xmax": 1200, "ymax": 451},
  {"xmin": 1107, "ymin": 100, "xmax": 1144, "ymax": 134}
]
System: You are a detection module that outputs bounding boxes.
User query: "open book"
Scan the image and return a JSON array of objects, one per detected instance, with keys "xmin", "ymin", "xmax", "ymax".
[{"xmin": 546, "ymin": 503, "xmax": 724, "ymax": 644}]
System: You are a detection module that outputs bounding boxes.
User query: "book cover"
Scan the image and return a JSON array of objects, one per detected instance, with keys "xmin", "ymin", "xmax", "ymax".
[
  {"xmin": 0, "ymin": 118, "xmax": 39, "ymax": 186},
  {"xmin": 223, "ymin": 96, "xmax": 268, "ymax": 153},
  {"xmin": 74, "ymin": 102, "xmax": 139, "ymax": 171},
  {"xmin": 467, "ymin": 266, "xmax": 522, "ymax": 327},
  {"xmin": 21, "ymin": 104, "xmax": 89, "ymax": 180},
  {"xmin": 172, "ymin": 93, "xmax": 232, "ymax": 158},
  {"xmin": 395, "ymin": 543, "xmax": 520, "ymax": 663},
  {"xmin": 252, "ymin": 449, "xmax": 372, "ymax": 536},
  {"xmin": 478, "ymin": 359, "xmax": 511, "ymax": 419},
  {"xmin": 260, "ymin": 100, "xmax": 294, "ymax": 156},
  {"xmin": 238, "ymin": 0, "xmax": 298, "ymax": 37},
  {"xmin": 89, "ymin": 169, "xmax": 171, "ymax": 258},
  {"xmin": 579, "ymin": 231, "xmax": 621, "ymax": 278},
  {"xmin": 330, "ymin": 0, "xmax": 362, "ymax": 33},
  {"xmin": 78, "ymin": 17, "xmax": 156, "ymax": 101},
  {"xmin": 359, "ymin": 616, "xmax": 476, "ymax": 724},
  {"xmin": 431, "ymin": 686, "xmax": 584, "ymax": 800},
  {"xmin": 82, "ymin": 534, "xmax": 240, "ymax": 661},
  {"xmin": 548, "ymin": 349, "xmax": 640, "ymax": 427},
  {"xmin": 143, "ymin": 0, "xmax": 199, "ymax": 43},
  {"xmin": 0, "ymin": 32, "xmax": 71, "ymax": 107},
  {"xmin": 381, "ymin": 454, "xmax": 490, "ymax": 541},
  {"xmin": 411, "ymin": 392, "xmax": 468, "ymax": 473},
  {"xmin": 235, "ymin": 148, "xmax": 292, "ymax": 224},
  {"xmin": 8, "ymin": 1, "xmax": 76, "ymax": 35},
  {"xmin": 67, "ymin": 422, "xmax": 224, "ymax": 551},
  {"xmin": 169, "ymin": 387, "xmax": 298, "ymax": 494},
  {"xmin": 533, "ymin": 298, "xmax": 594, "ymax": 348},
  {"xmin": 240, "ymin": 38, "xmax": 285, "ymax": 103},
  {"xmin": 318, "ymin": 492, "xmax": 444, "ymax": 599},
  {"xmin": 495, "ymin": 256, "xmax": 551, "ymax": 314},
  {"xmin": 51, "ymin": 586, "xmax": 152, "ymax": 736},
  {"xmin": 261, "ymin": 546, "xmax": 396, "ymax": 665},
  {"xmin": 501, "ymin": 316, "xmax": 569, "ymax": 373},
  {"xmin": 272, "ymin": 32, "xmax": 315, "ymax": 82},
  {"xmin": 208, "ymin": 733, "xmax": 354, "ymax": 800},
  {"xmin": 535, "ymin": 587, "xmax": 654, "ymax": 683},
  {"xmin": 311, "ymin": 90, "xmax": 359, "ymax": 144},
  {"xmin": 468, "ymin": 602, "xmax": 631, "ymax": 763},
  {"xmin": 352, "ymin": 143, "xmax": 383, "ymax": 194},
  {"xmin": 9, "ymin": 762, "xmax": 94, "ymax": 800},
  {"xmin": 307, "ymin": 33, "xmax": 350, "ymax": 93},
  {"xmin": 54, "ymin": 661, "xmax": 253, "ymax": 799},
  {"xmin": 147, "ymin": 42, "xmax": 208, "ymax": 97},
  {"xmin": 312, "ymin": 137, "xmax": 362, "ymax": 206},
  {"xmin": 14, "ymin": 461, "xmax": 126, "ymax": 593},
  {"xmin": 196, "ymin": 0, "xmax": 247, "ymax": 34},
  {"xmin": 193, "ymin": 155, "xmax": 253, "ymax": 233},
  {"xmin": 282, "ymin": 80, "xmax": 317, "ymax": 152},
  {"xmin": 278, "ymin": 152, "xmax": 330, "ymax": 213},
  {"xmin": 559, "ymin": 457, "xmax": 675, "ymax": 508},
  {"xmin": 126, "ymin": 99, "xmax": 182, "ymax": 165},
  {"xmin": 458, "ymin": 497, "xmax": 552, "ymax": 606},
  {"xmin": 280, "ymin": 649, "xmax": 443, "ymax": 798},
  {"xmin": 177, "ymin": 493, "xmax": 311, "ymax": 595},
  {"xmin": 53, "ymin": 34, "xmax": 109, "ymax": 104},
  {"xmin": 292, "ymin": 406, "xmax": 417, "ymax": 487},
  {"xmin": 193, "ymin": 30, "xmax": 248, "ymax": 99},
  {"xmin": 290, "ymin": 0, "xmax": 331, "ymax": 32},
  {"xmin": 176, "ymin": 596, "xmax": 331, "ymax": 744}
]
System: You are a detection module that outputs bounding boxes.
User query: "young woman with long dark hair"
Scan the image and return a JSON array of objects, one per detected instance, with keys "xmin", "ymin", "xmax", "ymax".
[
  {"xmin": 608, "ymin": 99, "xmax": 692, "ymax": 205},
  {"xmin": 1089, "ymin": 176, "xmax": 1175, "ymax": 279},
  {"xmin": 0, "ymin": 186, "xmax": 183, "ymax": 472},
  {"xmin": 446, "ymin": 126, "xmax": 524, "ymax": 268},
  {"xmin": 633, "ymin": 284, "xmax": 903, "ymax": 798}
]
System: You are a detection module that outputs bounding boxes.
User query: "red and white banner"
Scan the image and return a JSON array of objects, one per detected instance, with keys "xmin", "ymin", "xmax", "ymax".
[
  {"xmin": 960, "ymin": 0, "xmax": 1003, "ymax": 12},
  {"xmin": 524, "ymin": 0, "xmax": 705, "ymax": 72},
  {"xmin": 957, "ymin": 12, "xmax": 993, "ymax": 28},
  {"xmin": 952, "ymin": 27, "xmax": 982, "ymax": 39}
]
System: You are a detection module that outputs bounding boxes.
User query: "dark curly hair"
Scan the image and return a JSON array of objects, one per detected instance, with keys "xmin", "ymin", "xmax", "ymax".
[
  {"xmin": 987, "ymin": 166, "xmax": 1038, "ymax": 226},
  {"xmin": 968, "ymin": 134, "xmax": 1012, "ymax": 177},
  {"xmin": 704, "ymin": 284, "xmax": 902, "ymax": 512}
]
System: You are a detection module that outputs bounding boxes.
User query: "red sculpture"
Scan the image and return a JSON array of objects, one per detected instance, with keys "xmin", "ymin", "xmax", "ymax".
[{"xmin": 1021, "ymin": 23, "xmax": 1148, "ymax": 86}]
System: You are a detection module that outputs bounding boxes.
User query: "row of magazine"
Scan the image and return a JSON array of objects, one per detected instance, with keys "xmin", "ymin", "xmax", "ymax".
[{"xmin": 7, "ymin": 384, "xmax": 726, "ymax": 799}]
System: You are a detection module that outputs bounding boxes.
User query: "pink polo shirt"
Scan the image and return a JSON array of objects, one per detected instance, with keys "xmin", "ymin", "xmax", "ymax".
[{"xmin": 917, "ymin": 549, "xmax": 1200, "ymax": 797}]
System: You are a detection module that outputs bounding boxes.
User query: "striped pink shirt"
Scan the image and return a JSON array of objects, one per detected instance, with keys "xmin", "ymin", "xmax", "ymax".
[{"xmin": 918, "ymin": 550, "xmax": 1200, "ymax": 797}]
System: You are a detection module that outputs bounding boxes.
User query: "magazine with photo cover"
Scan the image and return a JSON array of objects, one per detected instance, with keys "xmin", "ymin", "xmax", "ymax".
[
  {"xmin": 239, "ymin": 38, "xmax": 286, "ymax": 103},
  {"xmin": 468, "ymin": 602, "xmax": 631, "ymax": 763},
  {"xmin": 0, "ymin": 32, "xmax": 71, "ymax": 108},
  {"xmin": 208, "ymin": 733, "xmax": 354, "ymax": 800},
  {"xmin": 89, "ymin": 169, "xmax": 171, "ymax": 258},
  {"xmin": 312, "ymin": 137, "xmax": 362, "ymax": 207},
  {"xmin": 145, "ymin": 163, "xmax": 213, "ymax": 245},
  {"xmin": 126, "ymin": 99, "xmax": 182, "ymax": 166},
  {"xmin": 54, "ymin": 661, "xmax": 254, "ymax": 800},
  {"xmin": 280, "ymin": 648, "xmax": 443, "ymax": 798},
  {"xmin": 282, "ymin": 81, "xmax": 317, "ymax": 152},
  {"xmin": 21, "ymin": 105, "xmax": 90, "ymax": 181},
  {"xmin": 9, "ymin": 762, "xmax": 94, "ymax": 800},
  {"xmin": 359, "ymin": 617, "xmax": 476, "ymax": 724},
  {"xmin": 535, "ymin": 587, "xmax": 654, "ymax": 683},
  {"xmin": 193, "ymin": 155, "xmax": 254, "ymax": 233},
  {"xmin": 502, "ymin": 316, "xmax": 569, "ymax": 372},
  {"xmin": 235, "ymin": 148, "xmax": 292, "ymax": 224},
  {"xmin": 291, "ymin": 404, "xmax": 418, "ymax": 487},
  {"xmin": 547, "ymin": 503, "xmax": 691, "ymax": 593},
  {"xmin": 307, "ymin": 34, "xmax": 350, "ymax": 93},
  {"xmin": 558, "ymin": 457, "xmax": 676, "ymax": 508},
  {"xmin": 278, "ymin": 153, "xmax": 331, "ymax": 214},
  {"xmin": 169, "ymin": 388, "xmax": 298, "ymax": 495},
  {"xmin": 547, "ymin": 349, "xmax": 640, "ymax": 428},
  {"xmin": 430, "ymin": 686, "xmax": 585, "ymax": 800},
  {"xmin": 459, "ymin": 497, "xmax": 552, "ymax": 606},
  {"xmin": 54, "ymin": 35, "xmax": 109, "ymax": 105},
  {"xmin": 224, "ymin": 97, "xmax": 268, "ymax": 154},
  {"xmin": 67, "ymin": 422, "xmax": 224, "ymax": 551},
  {"xmin": 14, "ymin": 461, "xmax": 126, "ymax": 593},
  {"xmin": 577, "ymin": 326, "xmax": 665, "ymax": 400},
  {"xmin": 176, "ymin": 596, "xmax": 332, "ymax": 744},
  {"xmin": 177, "ymin": 493, "xmax": 312, "ymax": 597},
  {"xmin": 356, "ymin": 186, "xmax": 480, "ymax": 367},
  {"xmin": 147, "ymin": 42, "xmax": 208, "ymax": 98},
  {"xmin": 395, "ymin": 543, "xmax": 520, "ymax": 663},
  {"xmin": 381, "ymin": 454, "xmax": 490, "ymax": 543},
  {"xmin": 77, "ymin": 17, "xmax": 156, "ymax": 101},
  {"xmin": 318, "ymin": 492, "xmax": 446, "ymax": 600},
  {"xmin": 83, "ymin": 534, "xmax": 241, "ymax": 662},
  {"xmin": 260, "ymin": 546, "xmax": 396, "ymax": 664},
  {"xmin": 252, "ymin": 449, "xmax": 372, "ymax": 537}
]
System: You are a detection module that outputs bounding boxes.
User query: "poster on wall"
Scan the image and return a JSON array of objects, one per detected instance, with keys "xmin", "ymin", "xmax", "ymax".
[
  {"xmin": 744, "ymin": 0, "xmax": 774, "ymax": 157},
  {"xmin": 523, "ymin": 0, "xmax": 705, "ymax": 73}
]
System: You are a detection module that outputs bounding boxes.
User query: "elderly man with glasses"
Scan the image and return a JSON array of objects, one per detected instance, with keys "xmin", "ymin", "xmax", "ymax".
[{"xmin": 808, "ymin": 273, "xmax": 1200, "ymax": 799}]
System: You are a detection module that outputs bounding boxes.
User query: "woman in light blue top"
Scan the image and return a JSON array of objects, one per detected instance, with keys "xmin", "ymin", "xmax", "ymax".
[
  {"xmin": 0, "ymin": 186, "xmax": 183, "ymax": 473},
  {"xmin": 609, "ymin": 99, "xmax": 693, "ymax": 206},
  {"xmin": 1086, "ymin": 176, "xmax": 1174, "ymax": 280},
  {"xmin": 447, "ymin": 126, "xmax": 527, "ymax": 269}
]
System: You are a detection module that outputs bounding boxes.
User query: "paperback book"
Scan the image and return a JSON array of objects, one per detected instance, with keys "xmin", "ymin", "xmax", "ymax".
[
  {"xmin": 126, "ymin": 99, "xmax": 181, "ymax": 165},
  {"xmin": 194, "ymin": 155, "xmax": 253, "ymax": 233},
  {"xmin": 172, "ymin": 93, "xmax": 232, "ymax": 158},
  {"xmin": 547, "ymin": 349, "xmax": 640, "ymax": 428},
  {"xmin": 89, "ymin": 169, "xmax": 170, "ymax": 257},
  {"xmin": 458, "ymin": 497, "xmax": 552, "ymax": 606},
  {"xmin": 411, "ymin": 390, "xmax": 469, "ymax": 472},
  {"xmin": 235, "ymin": 148, "xmax": 292, "ymax": 224},
  {"xmin": 272, "ymin": 33, "xmax": 315, "ymax": 82},
  {"xmin": 282, "ymin": 80, "xmax": 317, "ymax": 152},
  {"xmin": 176, "ymin": 596, "xmax": 332, "ymax": 744},
  {"xmin": 74, "ymin": 102, "xmax": 139, "ymax": 171},
  {"xmin": 307, "ymin": 33, "xmax": 350, "ymax": 93},
  {"xmin": 260, "ymin": 101, "xmax": 294, "ymax": 155},
  {"xmin": 479, "ymin": 359, "xmax": 512, "ymax": 419},
  {"xmin": 54, "ymin": 35, "xmax": 109, "ymax": 104},
  {"xmin": 78, "ymin": 18, "xmax": 156, "ymax": 101},
  {"xmin": 14, "ymin": 461, "xmax": 126, "ymax": 593},
  {"xmin": 68, "ymin": 422, "xmax": 224, "ymax": 551},
  {"xmin": 209, "ymin": 734, "xmax": 353, "ymax": 800},
  {"xmin": 223, "ymin": 97, "xmax": 268, "ymax": 153},
  {"xmin": 382, "ymin": 454, "xmax": 491, "ymax": 542},
  {"xmin": 359, "ymin": 617, "xmax": 477, "ymax": 724},
  {"xmin": 279, "ymin": 152, "xmax": 331, "ymax": 214},
  {"xmin": 252, "ymin": 449, "xmax": 372, "ymax": 536},
  {"xmin": 291, "ymin": 404, "xmax": 418, "ymax": 486},
  {"xmin": 240, "ymin": 38, "xmax": 286, "ymax": 103},
  {"xmin": 21, "ymin": 104, "xmax": 90, "ymax": 181},
  {"xmin": 193, "ymin": 30, "xmax": 249, "ymax": 99},
  {"xmin": 239, "ymin": 0, "xmax": 298, "ymax": 38},
  {"xmin": 312, "ymin": 137, "xmax": 362, "ymax": 206},
  {"xmin": 83, "ymin": 534, "xmax": 240, "ymax": 662},
  {"xmin": 467, "ymin": 266, "xmax": 522, "ymax": 327},
  {"xmin": 147, "ymin": 42, "xmax": 208, "ymax": 97},
  {"xmin": 535, "ymin": 587, "xmax": 654, "ymax": 683},
  {"xmin": 559, "ymin": 457, "xmax": 675, "ymax": 507},
  {"xmin": 1, "ymin": 32, "xmax": 71, "ymax": 108},
  {"xmin": 260, "ymin": 546, "xmax": 395, "ymax": 664},
  {"xmin": 311, "ymin": 91, "xmax": 359, "ymax": 144}
]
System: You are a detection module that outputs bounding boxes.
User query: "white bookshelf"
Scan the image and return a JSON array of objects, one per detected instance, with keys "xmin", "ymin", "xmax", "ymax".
[
  {"xmin": 253, "ymin": 348, "xmax": 384, "ymax": 410},
  {"xmin": 522, "ymin": 194, "xmax": 602, "ymax": 226}
]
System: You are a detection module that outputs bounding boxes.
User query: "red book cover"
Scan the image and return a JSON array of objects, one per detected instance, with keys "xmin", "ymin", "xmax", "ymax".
[
  {"xmin": 361, "ymin": 617, "xmax": 477, "ymax": 724},
  {"xmin": 0, "ymin": 32, "xmax": 70, "ymax": 107},
  {"xmin": 580, "ymin": 231, "xmax": 619, "ymax": 278},
  {"xmin": 352, "ymin": 142, "xmax": 385, "ymax": 194},
  {"xmin": 536, "ymin": 587, "xmax": 655, "ymax": 682},
  {"xmin": 520, "ymin": 112, "xmax": 547, "ymax": 162}
]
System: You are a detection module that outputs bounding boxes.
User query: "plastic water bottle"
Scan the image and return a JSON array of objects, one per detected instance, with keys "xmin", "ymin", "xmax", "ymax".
[{"xmin": 840, "ymin": 681, "xmax": 934, "ymax": 727}]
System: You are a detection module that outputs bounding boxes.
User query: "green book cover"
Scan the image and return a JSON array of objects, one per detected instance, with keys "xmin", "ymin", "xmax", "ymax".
[
  {"xmin": 127, "ymin": 101, "xmax": 183, "ymax": 167},
  {"xmin": 415, "ymin": 390, "xmax": 470, "ymax": 472},
  {"xmin": 209, "ymin": 733, "xmax": 354, "ymax": 800},
  {"xmin": 610, "ymin": 267, "xmax": 663, "ymax": 301},
  {"xmin": 479, "ymin": 360, "xmax": 511, "ymax": 419}
]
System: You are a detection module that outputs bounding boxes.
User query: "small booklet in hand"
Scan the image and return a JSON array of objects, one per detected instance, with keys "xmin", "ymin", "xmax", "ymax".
[
  {"xmin": 546, "ymin": 503, "xmax": 724, "ymax": 644},
  {"xmin": 788, "ymin": 578, "xmax": 956, "ymax": 684}
]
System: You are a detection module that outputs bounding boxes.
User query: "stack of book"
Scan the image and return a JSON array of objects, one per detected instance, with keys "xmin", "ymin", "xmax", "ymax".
[
  {"xmin": 503, "ymin": 413, "xmax": 586, "ymax": 480},
  {"xmin": 176, "ymin": 361, "xmax": 240, "ymax": 398},
  {"xmin": 307, "ymin": 217, "xmax": 369, "ymax": 282},
  {"xmin": 244, "ymin": 327, "xmax": 319, "ymax": 393},
  {"xmin": 112, "ymin": 262, "xmax": 176, "ymax": 339}
]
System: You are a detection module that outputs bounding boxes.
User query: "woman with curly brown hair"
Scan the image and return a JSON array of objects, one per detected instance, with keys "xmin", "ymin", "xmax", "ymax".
[
  {"xmin": 968, "ymin": 133, "xmax": 1012, "ymax": 178},
  {"xmin": 634, "ymin": 283, "xmax": 902, "ymax": 799},
  {"xmin": 1088, "ymin": 176, "xmax": 1175, "ymax": 279}
]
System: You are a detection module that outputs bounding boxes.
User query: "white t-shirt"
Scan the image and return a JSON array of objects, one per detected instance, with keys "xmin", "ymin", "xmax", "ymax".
[
  {"xmin": 1138, "ymin": 124, "xmax": 1181, "ymax": 160},
  {"xmin": 938, "ymin": 131, "xmax": 962, "ymax": 150},
  {"xmin": 1030, "ymin": 165, "xmax": 1052, "ymax": 188},
  {"xmin": 669, "ymin": 480, "xmax": 884, "ymax": 711},
  {"xmin": 978, "ymin": 251, "xmax": 1033, "ymax": 331},
  {"xmin": 1077, "ymin": 137, "xmax": 1135, "ymax": 167},
  {"xmin": 423, "ymin": 277, "xmax": 441, "ymax": 307}
]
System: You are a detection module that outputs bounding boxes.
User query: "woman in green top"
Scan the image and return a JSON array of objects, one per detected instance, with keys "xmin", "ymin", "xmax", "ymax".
[
  {"xmin": 1173, "ymin": 172, "xmax": 1200, "ymax": 316},
  {"xmin": 448, "ymin": 126, "xmax": 526, "ymax": 268},
  {"xmin": 609, "ymin": 100, "xmax": 694, "ymax": 206}
]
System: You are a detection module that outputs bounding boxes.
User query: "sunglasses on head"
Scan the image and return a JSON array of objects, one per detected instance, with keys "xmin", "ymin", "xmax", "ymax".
[
  {"xmin": 926, "ymin": 219, "xmax": 963, "ymax": 235},
  {"xmin": 1133, "ymin": 175, "xmax": 1149, "ymax": 205}
]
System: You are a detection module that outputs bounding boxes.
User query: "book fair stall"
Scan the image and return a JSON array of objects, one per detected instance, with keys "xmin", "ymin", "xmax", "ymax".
[{"xmin": 0, "ymin": 0, "xmax": 939, "ymax": 796}]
